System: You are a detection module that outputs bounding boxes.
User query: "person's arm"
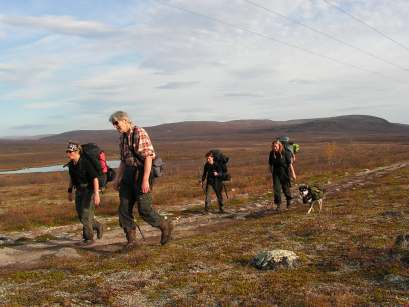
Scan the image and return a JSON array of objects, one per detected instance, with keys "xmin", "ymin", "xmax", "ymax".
[
  {"xmin": 93, "ymin": 177, "xmax": 101, "ymax": 207},
  {"xmin": 289, "ymin": 163, "xmax": 296, "ymax": 180},
  {"xmin": 134, "ymin": 127, "xmax": 155, "ymax": 193},
  {"xmin": 67, "ymin": 178, "xmax": 73, "ymax": 202},
  {"xmin": 268, "ymin": 151, "xmax": 274, "ymax": 173},
  {"xmin": 112, "ymin": 161, "xmax": 125, "ymax": 191},
  {"xmin": 141, "ymin": 155, "xmax": 152, "ymax": 193},
  {"xmin": 201, "ymin": 164, "xmax": 208, "ymax": 183},
  {"xmin": 213, "ymin": 164, "xmax": 222, "ymax": 177},
  {"xmin": 285, "ymin": 151, "xmax": 296, "ymax": 180}
]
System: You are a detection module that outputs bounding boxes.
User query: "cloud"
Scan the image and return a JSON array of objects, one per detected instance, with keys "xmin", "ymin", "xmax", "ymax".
[
  {"xmin": 156, "ymin": 81, "xmax": 200, "ymax": 89},
  {"xmin": 288, "ymin": 79, "xmax": 315, "ymax": 85},
  {"xmin": 0, "ymin": 15, "xmax": 117, "ymax": 38},
  {"xmin": 224, "ymin": 93, "xmax": 263, "ymax": 98},
  {"xmin": 1, "ymin": 0, "xmax": 409, "ymax": 137},
  {"xmin": 23, "ymin": 102, "xmax": 66, "ymax": 110}
]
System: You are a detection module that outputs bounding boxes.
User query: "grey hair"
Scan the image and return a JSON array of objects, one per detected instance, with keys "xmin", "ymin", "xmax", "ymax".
[{"xmin": 109, "ymin": 111, "xmax": 132, "ymax": 124}]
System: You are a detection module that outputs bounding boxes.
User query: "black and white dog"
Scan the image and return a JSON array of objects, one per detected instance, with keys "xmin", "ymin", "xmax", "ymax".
[{"xmin": 298, "ymin": 184, "xmax": 324, "ymax": 214}]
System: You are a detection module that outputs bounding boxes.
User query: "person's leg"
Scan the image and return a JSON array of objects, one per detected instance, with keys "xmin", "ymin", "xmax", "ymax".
[
  {"xmin": 92, "ymin": 220, "xmax": 104, "ymax": 240},
  {"xmin": 137, "ymin": 191, "xmax": 172, "ymax": 245},
  {"xmin": 213, "ymin": 181, "xmax": 225, "ymax": 213},
  {"xmin": 204, "ymin": 184, "xmax": 211, "ymax": 212},
  {"xmin": 137, "ymin": 192, "xmax": 161, "ymax": 227},
  {"xmin": 118, "ymin": 184, "xmax": 137, "ymax": 231},
  {"xmin": 76, "ymin": 189, "xmax": 95, "ymax": 243},
  {"xmin": 273, "ymin": 174, "xmax": 282, "ymax": 209},
  {"xmin": 118, "ymin": 167, "xmax": 138, "ymax": 249},
  {"xmin": 281, "ymin": 179, "xmax": 292, "ymax": 208}
]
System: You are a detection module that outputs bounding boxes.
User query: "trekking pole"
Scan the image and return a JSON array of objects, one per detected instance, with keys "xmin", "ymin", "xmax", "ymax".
[{"xmin": 135, "ymin": 223, "xmax": 145, "ymax": 240}]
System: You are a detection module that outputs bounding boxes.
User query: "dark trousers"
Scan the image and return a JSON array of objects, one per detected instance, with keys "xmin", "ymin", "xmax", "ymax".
[
  {"xmin": 272, "ymin": 174, "xmax": 292, "ymax": 206},
  {"xmin": 75, "ymin": 188, "xmax": 101, "ymax": 240},
  {"xmin": 205, "ymin": 180, "xmax": 224, "ymax": 210},
  {"xmin": 118, "ymin": 166, "xmax": 162, "ymax": 231}
]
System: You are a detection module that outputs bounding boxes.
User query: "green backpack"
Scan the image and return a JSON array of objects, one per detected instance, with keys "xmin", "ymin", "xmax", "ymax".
[
  {"xmin": 310, "ymin": 185, "xmax": 324, "ymax": 201},
  {"xmin": 278, "ymin": 136, "xmax": 300, "ymax": 158}
]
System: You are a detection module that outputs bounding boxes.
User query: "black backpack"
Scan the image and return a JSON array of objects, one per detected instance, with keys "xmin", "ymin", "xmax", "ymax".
[
  {"xmin": 81, "ymin": 143, "xmax": 115, "ymax": 188},
  {"xmin": 209, "ymin": 149, "xmax": 231, "ymax": 181}
]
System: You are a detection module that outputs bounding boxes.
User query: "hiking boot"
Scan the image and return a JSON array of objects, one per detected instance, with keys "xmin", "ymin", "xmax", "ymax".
[
  {"xmin": 95, "ymin": 223, "xmax": 104, "ymax": 240},
  {"xmin": 219, "ymin": 207, "xmax": 225, "ymax": 214},
  {"xmin": 122, "ymin": 228, "xmax": 138, "ymax": 252},
  {"xmin": 159, "ymin": 218, "xmax": 173, "ymax": 245},
  {"xmin": 286, "ymin": 199, "xmax": 293, "ymax": 209}
]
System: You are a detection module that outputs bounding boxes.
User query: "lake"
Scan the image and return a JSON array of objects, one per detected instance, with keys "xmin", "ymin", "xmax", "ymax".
[{"xmin": 0, "ymin": 160, "xmax": 121, "ymax": 175}]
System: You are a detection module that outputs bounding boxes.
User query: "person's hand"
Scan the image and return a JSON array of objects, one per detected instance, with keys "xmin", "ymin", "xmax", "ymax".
[
  {"xmin": 141, "ymin": 180, "xmax": 150, "ymax": 193},
  {"xmin": 68, "ymin": 192, "xmax": 73, "ymax": 202},
  {"xmin": 112, "ymin": 179, "xmax": 120, "ymax": 191},
  {"xmin": 213, "ymin": 171, "xmax": 218, "ymax": 176},
  {"xmin": 94, "ymin": 192, "xmax": 101, "ymax": 207}
]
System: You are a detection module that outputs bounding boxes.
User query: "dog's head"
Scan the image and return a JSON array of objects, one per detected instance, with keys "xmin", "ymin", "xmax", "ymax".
[
  {"xmin": 298, "ymin": 184, "xmax": 311, "ymax": 203},
  {"xmin": 298, "ymin": 184, "xmax": 309, "ymax": 196}
]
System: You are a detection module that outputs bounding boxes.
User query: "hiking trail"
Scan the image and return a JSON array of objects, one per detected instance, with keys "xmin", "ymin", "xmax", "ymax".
[{"xmin": 0, "ymin": 161, "xmax": 407, "ymax": 268}]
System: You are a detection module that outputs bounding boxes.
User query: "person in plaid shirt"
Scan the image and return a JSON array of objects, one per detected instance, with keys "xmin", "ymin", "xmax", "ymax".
[{"xmin": 109, "ymin": 111, "xmax": 172, "ymax": 250}]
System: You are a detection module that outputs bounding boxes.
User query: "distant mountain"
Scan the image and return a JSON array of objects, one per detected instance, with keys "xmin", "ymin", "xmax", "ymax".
[
  {"xmin": 0, "ymin": 134, "xmax": 53, "ymax": 141},
  {"xmin": 15, "ymin": 115, "xmax": 409, "ymax": 144}
]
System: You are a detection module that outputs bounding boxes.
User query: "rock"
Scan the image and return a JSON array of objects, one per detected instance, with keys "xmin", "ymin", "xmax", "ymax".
[
  {"xmin": 0, "ymin": 237, "xmax": 15, "ymax": 246},
  {"xmin": 382, "ymin": 211, "xmax": 402, "ymax": 218},
  {"xmin": 251, "ymin": 249, "xmax": 299, "ymax": 270},
  {"xmin": 385, "ymin": 274, "xmax": 408, "ymax": 283},
  {"xmin": 394, "ymin": 234, "xmax": 409, "ymax": 249},
  {"xmin": 384, "ymin": 274, "xmax": 409, "ymax": 290}
]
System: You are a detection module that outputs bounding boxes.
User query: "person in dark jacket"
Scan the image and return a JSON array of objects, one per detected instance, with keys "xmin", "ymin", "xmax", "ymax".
[
  {"xmin": 268, "ymin": 139, "xmax": 296, "ymax": 210},
  {"xmin": 201, "ymin": 151, "xmax": 225, "ymax": 213},
  {"xmin": 66, "ymin": 142, "xmax": 104, "ymax": 246}
]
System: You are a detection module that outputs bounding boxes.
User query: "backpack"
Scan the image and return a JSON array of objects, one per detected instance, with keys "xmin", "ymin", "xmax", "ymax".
[
  {"xmin": 209, "ymin": 149, "xmax": 231, "ymax": 181},
  {"xmin": 127, "ymin": 127, "xmax": 165, "ymax": 178},
  {"xmin": 310, "ymin": 185, "xmax": 324, "ymax": 201},
  {"xmin": 277, "ymin": 136, "xmax": 300, "ymax": 160},
  {"xmin": 81, "ymin": 143, "xmax": 115, "ymax": 188}
]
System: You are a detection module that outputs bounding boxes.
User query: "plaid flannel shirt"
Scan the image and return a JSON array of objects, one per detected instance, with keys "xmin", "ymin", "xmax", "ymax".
[{"xmin": 120, "ymin": 126, "xmax": 155, "ymax": 167}]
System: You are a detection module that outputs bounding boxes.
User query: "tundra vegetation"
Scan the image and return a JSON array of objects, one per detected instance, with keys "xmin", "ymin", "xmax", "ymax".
[{"xmin": 0, "ymin": 139, "xmax": 409, "ymax": 305}]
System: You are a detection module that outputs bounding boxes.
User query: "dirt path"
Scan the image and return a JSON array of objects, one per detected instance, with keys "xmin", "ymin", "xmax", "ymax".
[{"xmin": 1, "ymin": 161, "xmax": 408, "ymax": 267}]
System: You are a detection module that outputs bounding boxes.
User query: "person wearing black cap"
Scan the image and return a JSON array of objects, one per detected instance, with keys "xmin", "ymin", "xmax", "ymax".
[{"xmin": 66, "ymin": 141, "xmax": 104, "ymax": 246}]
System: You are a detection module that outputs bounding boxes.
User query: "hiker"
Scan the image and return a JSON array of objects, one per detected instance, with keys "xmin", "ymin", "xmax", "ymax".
[
  {"xmin": 66, "ymin": 142, "xmax": 104, "ymax": 245},
  {"xmin": 201, "ymin": 151, "xmax": 225, "ymax": 213},
  {"xmin": 109, "ymin": 111, "xmax": 172, "ymax": 250},
  {"xmin": 268, "ymin": 139, "xmax": 296, "ymax": 210}
]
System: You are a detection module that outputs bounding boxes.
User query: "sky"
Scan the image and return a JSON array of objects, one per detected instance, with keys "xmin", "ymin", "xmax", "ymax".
[{"xmin": 0, "ymin": 0, "xmax": 408, "ymax": 137}]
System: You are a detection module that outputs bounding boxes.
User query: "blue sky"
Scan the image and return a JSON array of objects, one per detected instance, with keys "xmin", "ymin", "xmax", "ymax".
[{"xmin": 0, "ymin": 0, "xmax": 408, "ymax": 137}]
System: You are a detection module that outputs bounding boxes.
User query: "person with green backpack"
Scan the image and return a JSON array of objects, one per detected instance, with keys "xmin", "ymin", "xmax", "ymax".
[{"xmin": 268, "ymin": 139, "xmax": 296, "ymax": 211}]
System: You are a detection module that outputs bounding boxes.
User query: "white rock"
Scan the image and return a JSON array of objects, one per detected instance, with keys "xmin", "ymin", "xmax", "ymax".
[{"xmin": 251, "ymin": 249, "xmax": 299, "ymax": 270}]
